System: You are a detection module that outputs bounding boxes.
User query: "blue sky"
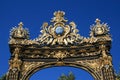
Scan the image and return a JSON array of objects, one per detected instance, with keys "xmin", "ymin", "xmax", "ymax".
[{"xmin": 0, "ymin": 0, "xmax": 120, "ymax": 80}]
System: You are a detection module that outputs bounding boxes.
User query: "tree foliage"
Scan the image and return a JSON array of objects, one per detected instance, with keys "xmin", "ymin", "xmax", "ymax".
[
  {"xmin": 0, "ymin": 74, "xmax": 6, "ymax": 80},
  {"xmin": 58, "ymin": 72, "xmax": 75, "ymax": 80},
  {"xmin": 116, "ymin": 65, "xmax": 120, "ymax": 80},
  {"xmin": 116, "ymin": 71, "xmax": 120, "ymax": 80},
  {"xmin": 116, "ymin": 73, "xmax": 120, "ymax": 80}
]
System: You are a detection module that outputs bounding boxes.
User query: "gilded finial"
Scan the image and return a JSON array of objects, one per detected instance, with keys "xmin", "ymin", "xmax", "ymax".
[
  {"xmin": 95, "ymin": 18, "xmax": 101, "ymax": 25},
  {"xmin": 90, "ymin": 18, "xmax": 110, "ymax": 36},
  {"xmin": 18, "ymin": 22, "xmax": 23, "ymax": 28},
  {"xmin": 51, "ymin": 11, "xmax": 67, "ymax": 23},
  {"xmin": 10, "ymin": 22, "xmax": 29, "ymax": 39},
  {"xmin": 54, "ymin": 11, "xmax": 65, "ymax": 17}
]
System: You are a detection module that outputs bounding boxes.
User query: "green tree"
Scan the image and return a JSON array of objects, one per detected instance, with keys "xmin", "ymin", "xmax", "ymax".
[
  {"xmin": 116, "ymin": 73, "xmax": 120, "ymax": 80},
  {"xmin": 116, "ymin": 65, "xmax": 120, "ymax": 80},
  {"xmin": 58, "ymin": 72, "xmax": 75, "ymax": 80},
  {"xmin": 0, "ymin": 74, "xmax": 6, "ymax": 80},
  {"xmin": 116, "ymin": 71, "xmax": 120, "ymax": 80}
]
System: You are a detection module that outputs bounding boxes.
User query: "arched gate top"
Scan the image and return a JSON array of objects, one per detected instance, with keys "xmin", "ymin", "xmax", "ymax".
[{"xmin": 7, "ymin": 11, "xmax": 115, "ymax": 80}]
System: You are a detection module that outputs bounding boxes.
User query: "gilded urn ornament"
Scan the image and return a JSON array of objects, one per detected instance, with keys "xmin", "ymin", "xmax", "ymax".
[
  {"xmin": 10, "ymin": 22, "xmax": 29, "ymax": 39},
  {"xmin": 90, "ymin": 18, "xmax": 110, "ymax": 37}
]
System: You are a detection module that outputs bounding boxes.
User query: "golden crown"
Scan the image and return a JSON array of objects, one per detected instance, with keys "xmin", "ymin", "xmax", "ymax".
[{"xmin": 54, "ymin": 11, "xmax": 65, "ymax": 17}]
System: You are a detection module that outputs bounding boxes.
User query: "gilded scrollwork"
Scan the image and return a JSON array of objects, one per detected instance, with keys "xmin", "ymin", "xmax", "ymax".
[
  {"xmin": 52, "ymin": 51, "xmax": 68, "ymax": 60},
  {"xmin": 9, "ymin": 48, "xmax": 22, "ymax": 72},
  {"xmin": 21, "ymin": 62, "xmax": 44, "ymax": 76},
  {"xmin": 35, "ymin": 11, "xmax": 83, "ymax": 46},
  {"xmin": 9, "ymin": 38, "xmax": 39, "ymax": 45},
  {"xmin": 9, "ymin": 12, "xmax": 112, "ymax": 46},
  {"xmin": 100, "ymin": 45, "xmax": 112, "ymax": 68}
]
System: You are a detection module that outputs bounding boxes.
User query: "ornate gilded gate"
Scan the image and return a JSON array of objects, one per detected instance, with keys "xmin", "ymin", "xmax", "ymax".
[{"xmin": 7, "ymin": 11, "xmax": 115, "ymax": 80}]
